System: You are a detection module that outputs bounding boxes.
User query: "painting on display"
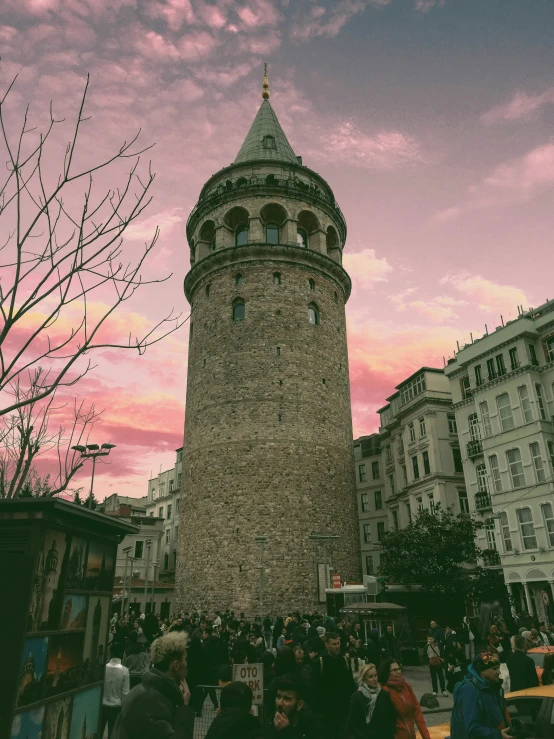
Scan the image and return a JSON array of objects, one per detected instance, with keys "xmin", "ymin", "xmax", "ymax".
[
  {"xmin": 28, "ymin": 530, "xmax": 68, "ymax": 631},
  {"xmin": 45, "ymin": 633, "xmax": 84, "ymax": 697},
  {"xmin": 69, "ymin": 686, "xmax": 101, "ymax": 739},
  {"xmin": 60, "ymin": 594, "xmax": 88, "ymax": 630},
  {"xmin": 16, "ymin": 636, "xmax": 49, "ymax": 708},
  {"xmin": 65, "ymin": 537, "xmax": 88, "ymax": 590},
  {"xmin": 82, "ymin": 596, "xmax": 110, "ymax": 684},
  {"xmin": 11, "ymin": 706, "xmax": 44, "ymax": 739},
  {"xmin": 43, "ymin": 696, "xmax": 72, "ymax": 739},
  {"xmin": 84, "ymin": 541, "xmax": 114, "ymax": 591}
]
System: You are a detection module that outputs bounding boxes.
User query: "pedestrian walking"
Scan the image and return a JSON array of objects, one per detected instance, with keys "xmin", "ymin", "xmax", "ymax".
[
  {"xmin": 428, "ymin": 621, "xmax": 445, "ymax": 650},
  {"xmin": 344, "ymin": 663, "xmax": 395, "ymax": 739},
  {"xmin": 506, "ymin": 635, "xmax": 539, "ymax": 692},
  {"xmin": 266, "ymin": 674, "xmax": 324, "ymax": 738},
  {"xmin": 311, "ymin": 632, "xmax": 357, "ymax": 739},
  {"xmin": 379, "ymin": 659, "xmax": 431, "ymax": 739},
  {"xmin": 122, "ymin": 631, "xmax": 150, "ymax": 689},
  {"xmin": 380, "ymin": 625, "xmax": 401, "ymax": 662},
  {"xmin": 112, "ymin": 632, "xmax": 193, "ymax": 739},
  {"xmin": 450, "ymin": 652, "xmax": 511, "ymax": 739},
  {"xmin": 426, "ymin": 636, "xmax": 448, "ymax": 697},
  {"xmin": 205, "ymin": 682, "xmax": 264, "ymax": 739},
  {"xmin": 101, "ymin": 642, "xmax": 130, "ymax": 739},
  {"xmin": 460, "ymin": 616, "xmax": 477, "ymax": 663}
]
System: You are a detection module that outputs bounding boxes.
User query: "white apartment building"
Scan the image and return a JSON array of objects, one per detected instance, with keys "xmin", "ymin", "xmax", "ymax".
[
  {"xmin": 145, "ymin": 447, "xmax": 183, "ymax": 582},
  {"xmin": 354, "ymin": 434, "xmax": 385, "ymax": 577},
  {"xmin": 445, "ymin": 300, "xmax": 554, "ymax": 623},
  {"xmin": 354, "ymin": 368, "xmax": 466, "ymax": 578}
]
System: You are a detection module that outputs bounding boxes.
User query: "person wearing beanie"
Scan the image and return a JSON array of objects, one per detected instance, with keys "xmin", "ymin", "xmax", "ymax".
[{"xmin": 450, "ymin": 652, "xmax": 511, "ymax": 739}]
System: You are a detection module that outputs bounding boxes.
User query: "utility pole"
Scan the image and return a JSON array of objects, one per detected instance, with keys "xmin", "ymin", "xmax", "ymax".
[
  {"xmin": 307, "ymin": 533, "xmax": 340, "ymax": 593},
  {"xmin": 255, "ymin": 536, "xmax": 268, "ymax": 620},
  {"xmin": 70, "ymin": 443, "xmax": 116, "ymax": 508},
  {"xmin": 150, "ymin": 562, "xmax": 158, "ymax": 613},
  {"xmin": 143, "ymin": 539, "xmax": 152, "ymax": 615},
  {"xmin": 121, "ymin": 546, "xmax": 132, "ymax": 617}
]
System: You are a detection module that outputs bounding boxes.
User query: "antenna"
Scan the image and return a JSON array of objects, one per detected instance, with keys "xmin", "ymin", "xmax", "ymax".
[
  {"xmin": 456, "ymin": 341, "xmax": 460, "ymax": 351},
  {"xmin": 470, "ymin": 333, "xmax": 473, "ymax": 343},
  {"xmin": 485, "ymin": 324, "xmax": 488, "ymax": 334},
  {"xmin": 500, "ymin": 315, "xmax": 505, "ymax": 326}
]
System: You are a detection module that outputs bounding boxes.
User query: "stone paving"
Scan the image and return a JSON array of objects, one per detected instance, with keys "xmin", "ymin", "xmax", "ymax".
[{"xmin": 403, "ymin": 665, "xmax": 453, "ymax": 728}]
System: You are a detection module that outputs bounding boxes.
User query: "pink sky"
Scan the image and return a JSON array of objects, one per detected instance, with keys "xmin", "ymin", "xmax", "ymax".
[{"xmin": 2, "ymin": 0, "xmax": 553, "ymax": 500}]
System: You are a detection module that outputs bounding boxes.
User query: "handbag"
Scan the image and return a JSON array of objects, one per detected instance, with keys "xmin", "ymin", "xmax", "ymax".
[{"xmin": 429, "ymin": 645, "xmax": 443, "ymax": 667}]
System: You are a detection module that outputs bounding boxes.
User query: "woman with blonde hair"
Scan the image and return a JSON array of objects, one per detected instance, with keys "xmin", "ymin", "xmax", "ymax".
[{"xmin": 345, "ymin": 662, "xmax": 395, "ymax": 739}]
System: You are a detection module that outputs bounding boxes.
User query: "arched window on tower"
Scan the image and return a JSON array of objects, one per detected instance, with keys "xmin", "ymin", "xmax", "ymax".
[
  {"xmin": 234, "ymin": 273, "xmax": 244, "ymax": 287},
  {"xmin": 308, "ymin": 303, "xmax": 319, "ymax": 326},
  {"xmin": 309, "ymin": 278, "xmax": 315, "ymax": 291},
  {"xmin": 233, "ymin": 299, "xmax": 245, "ymax": 322},
  {"xmin": 266, "ymin": 223, "xmax": 279, "ymax": 244},
  {"xmin": 297, "ymin": 228, "xmax": 308, "ymax": 248},
  {"xmin": 236, "ymin": 225, "xmax": 248, "ymax": 246},
  {"xmin": 273, "ymin": 272, "xmax": 281, "ymax": 285}
]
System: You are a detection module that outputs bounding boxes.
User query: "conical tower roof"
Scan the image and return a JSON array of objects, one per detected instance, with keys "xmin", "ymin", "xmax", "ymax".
[{"xmin": 234, "ymin": 67, "xmax": 298, "ymax": 165}]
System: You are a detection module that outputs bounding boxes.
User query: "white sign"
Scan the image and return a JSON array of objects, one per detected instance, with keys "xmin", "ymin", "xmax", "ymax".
[{"xmin": 232, "ymin": 663, "xmax": 264, "ymax": 705}]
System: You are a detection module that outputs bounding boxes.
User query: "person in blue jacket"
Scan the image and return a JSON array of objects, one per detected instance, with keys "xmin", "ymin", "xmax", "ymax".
[{"xmin": 450, "ymin": 651, "xmax": 511, "ymax": 739}]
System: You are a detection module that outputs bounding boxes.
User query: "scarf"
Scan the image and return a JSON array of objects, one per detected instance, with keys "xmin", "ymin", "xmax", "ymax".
[
  {"xmin": 386, "ymin": 673, "xmax": 407, "ymax": 689},
  {"xmin": 359, "ymin": 682, "xmax": 381, "ymax": 723}
]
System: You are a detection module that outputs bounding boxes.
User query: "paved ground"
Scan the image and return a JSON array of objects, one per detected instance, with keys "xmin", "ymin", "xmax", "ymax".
[{"xmin": 404, "ymin": 665, "xmax": 453, "ymax": 728}]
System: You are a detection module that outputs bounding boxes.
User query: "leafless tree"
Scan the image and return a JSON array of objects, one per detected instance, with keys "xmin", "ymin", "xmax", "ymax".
[{"xmin": 0, "ymin": 73, "xmax": 186, "ymax": 496}]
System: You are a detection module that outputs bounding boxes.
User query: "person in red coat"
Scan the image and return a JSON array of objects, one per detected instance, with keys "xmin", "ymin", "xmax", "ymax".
[{"xmin": 379, "ymin": 659, "xmax": 431, "ymax": 739}]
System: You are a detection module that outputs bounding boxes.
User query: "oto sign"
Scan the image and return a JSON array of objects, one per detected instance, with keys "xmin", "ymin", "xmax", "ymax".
[
  {"xmin": 232, "ymin": 663, "xmax": 264, "ymax": 705},
  {"xmin": 332, "ymin": 573, "xmax": 341, "ymax": 589}
]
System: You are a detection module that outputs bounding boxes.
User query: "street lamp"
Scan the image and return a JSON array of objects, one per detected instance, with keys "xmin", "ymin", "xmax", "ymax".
[
  {"xmin": 150, "ymin": 561, "xmax": 159, "ymax": 613},
  {"xmin": 255, "ymin": 536, "xmax": 268, "ymax": 620},
  {"xmin": 121, "ymin": 546, "xmax": 132, "ymax": 616},
  {"xmin": 143, "ymin": 539, "xmax": 152, "ymax": 615},
  {"xmin": 71, "ymin": 443, "xmax": 116, "ymax": 508},
  {"xmin": 307, "ymin": 534, "xmax": 339, "ymax": 590}
]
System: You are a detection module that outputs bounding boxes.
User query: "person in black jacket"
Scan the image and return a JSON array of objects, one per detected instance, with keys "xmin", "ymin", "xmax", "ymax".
[
  {"xmin": 205, "ymin": 682, "xmax": 264, "ymax": 739},
  {"xmin": 266, "ymin": 674, "xmax": 325, "ymax": 738},
  {"xmin": 506, "ymin": 635, "xmax": 539, "ymax": 692},
  {"xmin": 311, "ymin": 632, "xmax": 356, "ymax": 739},
  {"xmin": 112, "ymin": 632, "xmax": 193, "ymax": 739},
  {"xmin": 345, "ymin": 663, "xmax": 395, "ymax": 739}
]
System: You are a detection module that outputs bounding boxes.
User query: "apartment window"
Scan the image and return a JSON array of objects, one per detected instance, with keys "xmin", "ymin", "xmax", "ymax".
[
  {"xmin": 479, "ymin": 401, "xmax": 492, "ymax": 437},
  {"xmin": 398, "ymin": 437, "xmax": 405, "ymax": 455},
  {"xmin": 372, "ymin": 461, "xmax": 380, "ymax": 480},
  {"xmin": 178, "ymin": 472, "xmax": 182, "ymax": 486},
  {"xmin": 509, "ymin": 347, "xmax": 520, "ymax": 370},
  {"xmin": 507, "ymin": 448, "xmax": 526, "ymax": 488},
  {"xmin": 475, "ymin": 364, "xmax": 483, "ymax": 387},
  {"xmin": 530, "ymin": 442, "xmax": 546, "ymax": 482},
  {"xmin": 389, "ymin": 474, "xmax": 395, "ymax": 495},
  {"xmin": 158, "ymin": 506, "xmax": 163, "ymax": 518},
  {"xmin": 453, "ymin": 447, "xmax": 463, "ymax": 473},
  {"xmin": 361, "ymin": 493, "xmax": 369, "ymax": 512},
  {"xmin": 476, "ymin": 464, "xmax": 488, "ymax": 493},
  {"xmin": 517, "ymin": 508, "xmax": 538, "ymax": 550},
  {"xmin": 134, "ymin": 541, "xmax": 144, "ymax": 559},
  {"xmin": 416, "ymin": 496, "xmax": 423, "ymax": 511},
  {"xmin": 386, "ymin": 445, "xmax": 392, "ymax": 463},
  {"xmin": 164, "ymin": 553, "xmax": 169, "ymax": 570},
  {"xmin": 175, "ymin": 526, "xmax": 178, "ymax": 541},
  {"xmin": 461, "ymin": 376, "xmax": 471, "ymax": 399},
  {"xmin": 422, "ymin": 451, "xmax": 431, "ymax": 475},
  {"xmin": 358, "ymin": 464, "xmax": 367, "ymax": 482},
  {"xmin": 374, "ymin": 491, "xmax": 383, "ymax": 510},
  {"xmin": 500, "ymin": 512, "xmax": 512, "ymax": 552},
  {"xmin": 419, "ymin": 417, "xmax": 426, "ymax": 437},
  {"xmin": 408, "ymin": 423, "xmax": 416, "ymax": 443},
  {"xmin": 412, "ymin": 456, "xmax": 420, "ymax": 480},
  {"xmin": 486, "ymin": 521, "xmax": 497, "ymax": 550},
  {"xmin": 428, "ymin": 493, "xmax": 435, "ymax": 512},
  {"xmin": 486, "ymin": 358, "xmax": 497, "ymax": 381},
  {"xmin": 489, "ymin": 454, "xmax": 502, "ymax": 493},
  {"xmin": 529, "ymin": 344, "xmax": 539, "ymax": 366},
  {"xmin": 458, "ymin": 489, "xmax": 470, "ymax": 514},
  {"xmin": 149, "ymin": 512, "xmax": 154, "ymax": 517},
  {"xmin": 377, "ymin": 522, "xmax": 386, "ymax": 542},
  {"xmin": 535, "ymin": 384, "xmax": 547, "ymax": 420},
  {"xmin": 469, "ymin": 413, "xmax": 481, "ymax": 441},
  {"xmin": 496, "ymin": 354, "xmax": 506, "ymax": 377},
  {"xmin": 448, "ymin": 414, "xmax": 458, "ymax": 434},
  {"xmin": 392, "ymin": 509, "xmax": 399, "ymax": 530},
  {"xmin": 365, "ymin": 555, "xmax": 374, "ymax": 575},
  {"xmin": 518, "ymin": 385, "xmax": 533, "ymax": 424},
  {"xmin": 406, "ymin": 503, "xmax": 412, "ymax": 523},
  {"xmin": 541, "ymin": 503, "xmax": 554, "ymax": 546},
  {"xmin": 233, "ymin": 300, "xmax": 246, "ymax": 321},
  {"xmin": 547, "ymin": 337, "xmax": 554, "ymax": 363},
  {"xmin": 496, "ymin": 393, "xmax": 514, "ymax": 431},
  {"xmin": 165, "ymin": 529, "xmax": 170, "ymax": 544},
  {"xmin": 548, "ymin": 440, "xmax": 554, "ymax": 472},
  {"xmin": 399, "ymin": 372, "xmax": 426, "ymax": 404},
  {"xmin": 402, "ymin": 465, "xmax": 408, "ymax": 486},
  {"xmin": 363, "ymin": 524, "xmax": 371, "ymax": 543}
]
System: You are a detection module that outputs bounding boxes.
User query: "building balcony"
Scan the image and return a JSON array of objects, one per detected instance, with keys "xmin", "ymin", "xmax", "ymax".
[
  {"xmin": 482, "ymin": 549, "xmax": 501, "ymax": 567},
  {"xmin": 475, "ymin": 492, "xmax": 492, "ymax": 511},
  {"xmin": 467, "ymin": 439, "xmax": 483, "ymax": 459}
]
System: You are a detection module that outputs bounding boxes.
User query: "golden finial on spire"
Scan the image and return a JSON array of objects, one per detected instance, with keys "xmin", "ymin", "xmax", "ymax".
[{"xmin": 262, "ymin": 63, "xmax": 270, "ymax": 100}]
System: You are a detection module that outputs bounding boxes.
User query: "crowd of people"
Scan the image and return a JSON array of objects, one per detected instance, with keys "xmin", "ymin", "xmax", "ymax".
[{"xmin": 99, "ymin": 608, "xmax": 554, "ymax": 739}]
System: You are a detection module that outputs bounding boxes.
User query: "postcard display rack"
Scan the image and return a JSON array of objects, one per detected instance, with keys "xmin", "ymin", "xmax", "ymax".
[{"xmin": 0, "ymin": 498, "xmax": 138, "ymax": 739}]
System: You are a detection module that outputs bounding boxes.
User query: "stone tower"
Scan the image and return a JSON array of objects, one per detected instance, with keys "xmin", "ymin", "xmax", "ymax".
[{"xmin": 176, "ymin": 68, "xmax": 361, "ymax": 615}]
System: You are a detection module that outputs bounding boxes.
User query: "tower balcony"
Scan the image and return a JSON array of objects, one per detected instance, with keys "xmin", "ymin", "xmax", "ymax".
[
  {"xmin": 467, "ymin": 439, "xmax": 483, "ymax": 459},
  {"xmin": 474, "ymin": 492, "xmax": 492, "ymax": 512}
]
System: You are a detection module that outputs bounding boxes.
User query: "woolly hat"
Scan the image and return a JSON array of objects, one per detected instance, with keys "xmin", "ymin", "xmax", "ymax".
[{"xmin": 472, "ymin": 651, "xmax": 500, "ymax": 673}]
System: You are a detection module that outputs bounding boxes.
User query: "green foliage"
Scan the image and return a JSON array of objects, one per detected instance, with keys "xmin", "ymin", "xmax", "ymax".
[
  {"xmin": 378, "ymin": 504, "xmax": 483, "ymax": 596},
  {"xmin": 467, "ymin": 566, "xmax": 510, "ymax": 604},
  {"xmin": 18, "ymin": 470, "xmax": 52, "ymax": 498}
]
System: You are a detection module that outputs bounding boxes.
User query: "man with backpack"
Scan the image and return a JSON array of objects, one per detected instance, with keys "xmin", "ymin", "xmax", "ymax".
[
  {"xmin": 450, "ymin": 652, "xmax": 511, "ymax": 739},
  {"xmin": 310, "ymin": 632, "xmax": 356, "ymax": 739}
]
